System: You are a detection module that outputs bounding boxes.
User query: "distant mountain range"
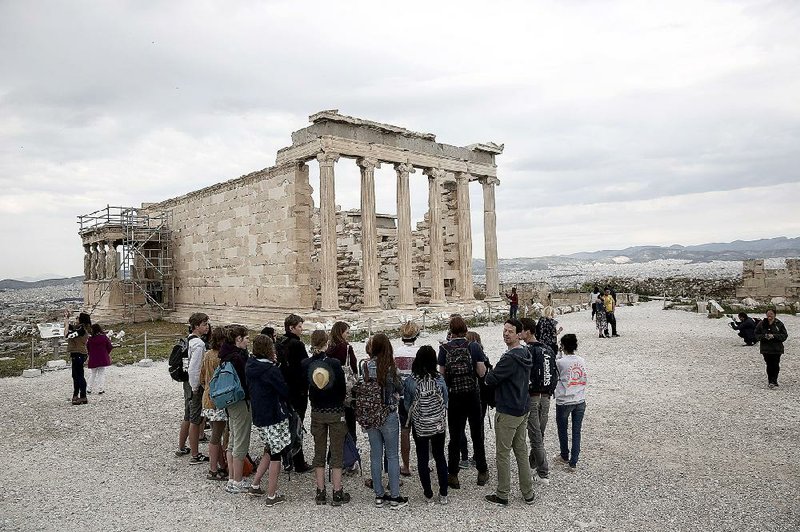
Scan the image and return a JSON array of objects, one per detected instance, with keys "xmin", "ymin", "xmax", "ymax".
[
  {"xmin": 0, "ymin": 276, "xmax": 83, "ymax": 290},
  {"xmin": 2, "ymin": 237, "xmax": 799, "ymax": 288},
  {"xmin": 474, "ymin": 236, "xmax": 800, "ymax": 273}
]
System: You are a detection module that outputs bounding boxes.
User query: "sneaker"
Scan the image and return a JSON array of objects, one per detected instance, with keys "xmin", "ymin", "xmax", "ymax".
[
  {"xmin": 567, "ymin": 464, "xmax": 577, "ymax": 473},
  {"xmin": 477, "ymin": 470, "xmax": 489, "ymax": 486},
  {"xmin": 389, "ymin": 495, "xmax": 409, "ymax": 509},
  {"xmin": 774, "ymin": 382, "xmax": 779, "ymax": 387},
  {"xmin": 458, "ymin": 459, "xmax": 470, "ymax": 470},
  {"xmin": 612, "ymin": 333, "xmax": 620, "ymax": 337},
  {"xmin": 264, "ymin": 494, "xmax": 286, "ymax": 507},
  {"xmin": 174, "ymin": 447, "xmax": 190, "ymax": 457},
  {"xmin": 98, "ymin": 390, "xmax": 105, "ymax": 395},
  {"xmin": 315, "ymin": 488, "xmax": 327, "ymax": 505},
  {"xmin": 207, "ymin": 470, "xmax": 227, "ymax": 481},
  {"xmin": 533, "ymin": 474, "xmax": 550, "ymax": 486},
  {"xmin": 768, "ymin": 383, "xmax": 776, "ymax": 389},
  {"xmin": 484, "ymin": 494, "xmax": 508, "ymax": 506},
  {"xmin": 524, "ymin": 493, "xmax": 536, "ymax": 505},
  {"xmin": 225, "ymin": 480, "xmax": 247, "ymax": 494},
  {"xmin": 438, "ymin": 494, "xmax": 449, "ymax": 505},
  {"xmin": 374, "ymin": 495, "xmax": 386, "ymax": 508},
  {"xmin": 248, "ymin": 485, "xmax": 265, "ymax": 497},
  {"xmin": 553, "ymin": 454, "xmax": 569, "ymax": 465},
  {"xmin": 87, "ymin": 389, "xmax": 92, "ymax": 394},
  {"xmin": 425, "ymin": 495, "xmax": 435, "ymax": 506},
  {"xmin": 447, "ymin": 474, "xmax": 461, "ymax": 490},
  {"xmin": 189, "ymin": 453, "xmax": 209, "ymax": 464},
  {"xmin": 331, "ymin": 489, "xmax": 351, "ymax": 506}
]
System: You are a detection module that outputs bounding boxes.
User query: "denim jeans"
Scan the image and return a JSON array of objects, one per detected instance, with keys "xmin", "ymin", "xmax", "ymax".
[
  {"xmin": 70, "ymin": 353, "xmax": 87, "ymax": 398},
  {"xmin": 555, "ymin": 401, "xmax": 586, "ymax": 467},
  {"xmin": 527, "ymin": 394, "xmax": 551, "ymax": 476},
  {"xmin": 413, "ymin": 431, "xmax": 448, "ymax": 498},
  {"xmin": 367, "ymin": 410, "xmax": 400, "ymax": 497}
]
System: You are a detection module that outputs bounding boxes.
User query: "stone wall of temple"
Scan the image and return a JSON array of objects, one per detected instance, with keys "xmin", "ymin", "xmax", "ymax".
[
  {"xmin": 736, "ymin": 259, "xmax": 800, "ymax": 301},
  {"xmin": 143, "ymin": 161, "xmax": 316, "ymax": 319}
]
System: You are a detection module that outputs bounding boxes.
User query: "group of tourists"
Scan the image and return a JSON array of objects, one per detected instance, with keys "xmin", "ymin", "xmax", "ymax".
[
  {"xmin": 171, "ymin": 312, "xmax": 589, "ymax": 508},
  {"xmin": 63, "ymin": 310, "xmax": 114, "ymax": 404}
]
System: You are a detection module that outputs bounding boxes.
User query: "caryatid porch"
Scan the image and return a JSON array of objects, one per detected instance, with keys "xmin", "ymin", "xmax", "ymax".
[{"xmin": 278, "ymin": 110, "xmax": 504, "ymax": 313}]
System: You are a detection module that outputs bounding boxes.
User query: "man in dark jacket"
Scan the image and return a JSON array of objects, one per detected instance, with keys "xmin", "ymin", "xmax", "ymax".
[
  {"xmin": 281, "ymin": 314, "xmax": 312, "ymax": 472},
  {"xmin": 755, "ymin": 310, "xmax": 789, "ymax": 388},
  {"xmin": 520, "ymin": 318, "xmax": 556, "ymax": 485},
  {"xmin": 483, "ymin": 319, "xmax": 535, "ymax": 506}
]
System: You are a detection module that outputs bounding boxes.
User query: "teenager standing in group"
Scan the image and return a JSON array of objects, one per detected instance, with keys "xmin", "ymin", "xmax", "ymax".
[
  {"xmin": 220, "ymin": 325, "xmax": 252, "ymax": 494},
  {"xmin": 281, "ymin": 314, "xmax": 313, "ymax": 473},
  {"xmin": 325, "ymin": 321, "xmax": 358, "ymax": 441},
  {"xmin": 404, "ymin": 345, "xmax": 449, "ymax": 505},
  {"xmin": 362, "ymin": 334, "xmax": 408, "ymax": 509},
  {"xmin": 200, "ymin": 327, "xmax": 228, "ymax": 481},
  {"xmin": 438, "ymin": 316, "xmax": 489, "ymax": 489},
  {"xmin": 554, "ymin": 334, "xmax": 588, "ymax": 472}
]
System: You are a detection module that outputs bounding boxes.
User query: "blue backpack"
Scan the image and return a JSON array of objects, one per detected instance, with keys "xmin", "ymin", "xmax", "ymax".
[{"xmin": 209, "ymin": 361, "xmax": 245, "ymax": 409}]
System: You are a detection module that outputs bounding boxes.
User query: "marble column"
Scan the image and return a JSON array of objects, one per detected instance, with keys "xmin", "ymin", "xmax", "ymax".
[
  {"xmin": 316, "ymin": 152, "xmax": 341, "ymax": 312},
  {"xmin": 394, "ymin": 163, "xmax": 416, "ymax": 309},
  {"xmin": 456, "ymin": 172, "xmax": 474, "ymax": 302},
  {"xmin": 481, "ymin": 177, "xmax": 502, "ymax": 301},
  {"xmin": 424, "ymin": 168, "xmax": 447, "ymax": 306},
  {"xmin": 358, "ymin": 157, "xmax": 381, "ymax": 312}
]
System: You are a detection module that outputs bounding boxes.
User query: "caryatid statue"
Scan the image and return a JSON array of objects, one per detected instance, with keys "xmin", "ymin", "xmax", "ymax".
[
  {"xmin": 83, "ymin": 244, "xmax": 91, "ymax": 280},
  {"xmin": 105, "ymin": 241, "xmax": 117, "ymax": 279},
  {"xmin": 89, "ymin": 243, "xmax": 98, "ymax": 280},
  {"xmin": 96, "ymin": 242, "xmax": 106, "ymax": 280}
]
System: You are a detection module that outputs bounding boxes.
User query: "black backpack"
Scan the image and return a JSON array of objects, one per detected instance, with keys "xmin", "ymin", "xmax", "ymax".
[
  {"xmin": 528, "ymin": 343, "xmax": 557, "ymax": 395},
  {"xmin": 274, "ymin": 335, "xmax": 289, "ymax": 367},
  {"xmin": 168, "ymin": 334, "xmax": 196, "ymax": 382},
  {"xmin": 443, "ymin": 342, "xmax": 477, "ymax": 394}
]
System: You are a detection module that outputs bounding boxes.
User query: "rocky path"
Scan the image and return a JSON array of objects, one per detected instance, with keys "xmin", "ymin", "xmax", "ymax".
[{"xmin": 1, "ymin": 302, "xmax": 797, "ymax": 531}]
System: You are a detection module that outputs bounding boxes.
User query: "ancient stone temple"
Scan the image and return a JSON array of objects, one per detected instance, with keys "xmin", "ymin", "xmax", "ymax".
[{"xmin": 77, "ymin": 110, "xmax": 504, "ymax": 325}]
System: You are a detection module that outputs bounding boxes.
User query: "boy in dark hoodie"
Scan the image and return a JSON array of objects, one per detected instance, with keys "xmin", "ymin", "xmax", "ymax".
[{"xmin": 483, "ymin": 319, "xmax": 535, "ymax": 507}]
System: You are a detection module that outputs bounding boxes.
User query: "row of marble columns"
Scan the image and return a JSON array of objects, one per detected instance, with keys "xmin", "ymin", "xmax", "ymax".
[
  {"xmin": 314, "ymin": 152, "xmax": 501, "ymax": 313},
  {"xmin": 83, "ymin": 241, "xmax": 120, "ymax": 281}
]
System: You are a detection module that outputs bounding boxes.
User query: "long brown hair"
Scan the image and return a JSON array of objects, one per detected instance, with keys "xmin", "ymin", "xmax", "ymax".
[
  {"xmin": 370, "ymin": 333, "xmax": 396, "ymax": 387},
  {"xmin": 330, "ymin": 321, "xmax": 349, "ymax": 346}
]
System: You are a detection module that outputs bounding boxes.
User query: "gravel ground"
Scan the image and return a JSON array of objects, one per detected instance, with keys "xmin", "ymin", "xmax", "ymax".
[{"xmin": 2, "ymin": 302, "xmax": 798, "ymax": 531}]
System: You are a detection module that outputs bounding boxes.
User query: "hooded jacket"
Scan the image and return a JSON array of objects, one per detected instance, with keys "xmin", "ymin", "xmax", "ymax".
[
  {"xmin": 218, "ymin": 342, "xmax": 250, "ymax": 400},
  {"xmin": 484, "ymin": 345, "xmax": 533, "ymax": 416},
  {"xmin": 246, "ymin": 356, "xmax": 289, "ymax": 427}
]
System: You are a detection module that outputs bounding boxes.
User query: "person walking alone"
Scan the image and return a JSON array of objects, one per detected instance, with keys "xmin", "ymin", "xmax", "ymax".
[{"xmin": 755, "ymin": 309, "xmax": 788, "ymax": 388}]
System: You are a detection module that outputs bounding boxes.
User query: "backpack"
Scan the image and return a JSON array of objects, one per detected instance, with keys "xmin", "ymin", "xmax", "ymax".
[
  {"xmin": 479, "ymin": 358, "xmax": 496, "ymax": 409},
  {"xmin": 208, "ymin": 360, "xmax": 245, "ymax": 408},
  {"xmin": 354, "ymin": 360, "xmax": 390, "ymax": 430},
  {"xmin": 528, "ymin": 343, "xmax": 557, "ymax": 395},
  {"xmin": 328, "ymin": 431, "xmax": 361, "ymax": 477},
  {"xmin": 443, "ymin": 342, "xmax": 477, "ymax": 394},
  {"xmin": 408, "ymin": 375, "xmax": 447, "ymax": 437},
  {"xmin": 274, "ymin": 335, "xmax": 289, "ymax": 367},
  {"xmin": 285, "ymin": 403, "xmax": 305, "ymax": 460},
  {"xmin": 168, "ymin": 334, "xmax": 196, "ymax": 382}
]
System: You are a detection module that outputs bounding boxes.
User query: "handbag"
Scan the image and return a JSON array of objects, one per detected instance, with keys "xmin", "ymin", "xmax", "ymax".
[{"xmin": 343, "ymin": 346, "xmax": 357, "ymax": 407}]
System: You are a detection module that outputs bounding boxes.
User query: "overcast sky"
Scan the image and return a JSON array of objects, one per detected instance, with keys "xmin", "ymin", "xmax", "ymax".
[{"xmin": 1, "ymin": 0, "xmax": 798, "ymax": 280}]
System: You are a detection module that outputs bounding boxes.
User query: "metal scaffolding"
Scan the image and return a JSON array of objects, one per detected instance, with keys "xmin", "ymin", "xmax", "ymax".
[{"xmin": 78, "ymin": 206, "xmax": 174, "ymax": 320}]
